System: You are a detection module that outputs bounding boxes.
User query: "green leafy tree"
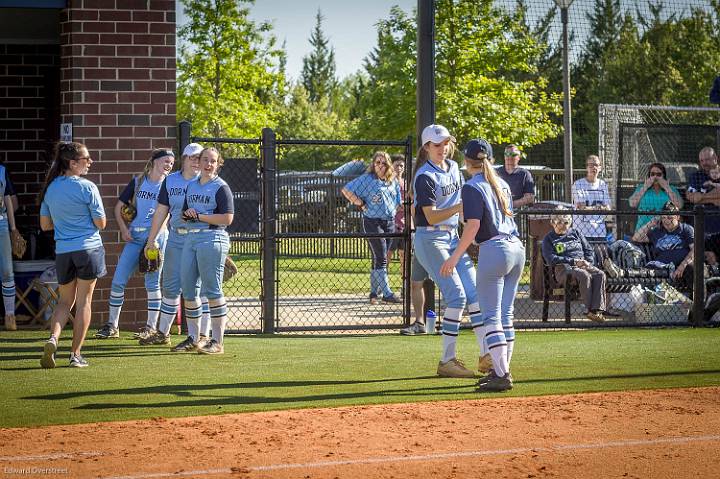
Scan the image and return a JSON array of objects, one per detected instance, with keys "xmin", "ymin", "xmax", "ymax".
[
  {"xmin": 300, "ymin": 10, "xmax": 337, "ymax": 105},
  {"xmin": 177, "ymin": 0, "xmax": 285, "ymax": 142},
  {"xmin": 357, "ymin": 0, "xmax": 562, "ymax": 150}
]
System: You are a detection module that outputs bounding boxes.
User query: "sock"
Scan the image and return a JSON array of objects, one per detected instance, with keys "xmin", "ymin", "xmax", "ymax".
[
  {"xmin": 504, "ymin": 323, "xmax": 516, "ymax": 365},
  {"xmin": 108, "ymin": 286, "xmax": 125, "ymax": 328},
  {"xmin": 146, "ymin": 288, "xmax": 161, "ymax": 329},
  {"xmin": 484, "ymin": 322, "xmax": 509, "ymax": 376},
  {"xmin": 201, "ymin": 296, "xmax": 211, "ymax": 337},
  {"xmin": 184, "ymin": 298, "xmax": 202, "ymax": 341},
  {"xmin": 378, "ymin": 268, "xmax": 393, "ymax": 297},
  {"xmin": 2, "ymin": 280, "xmax": 15, "ymax": 315},
  {"xmin": 468, "ymin": 302, "xmax": 486, "ymax": 355},
  {"xmin": 441, "ymin": 307, "xmax": 463, "ymax": 363},
  {"xmin": 370, "ymin": 269, "xmax": 381, "ymax": 297},
  {"xmin": 209, "ymin": 298, "xmax": 228, "ymax": 344},
  {"xmin": 158, "ymin": 296, "xmax": 180, "ymax": 336}
]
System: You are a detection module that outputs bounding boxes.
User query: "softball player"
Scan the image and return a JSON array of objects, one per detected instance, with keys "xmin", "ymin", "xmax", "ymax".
[
  {"xmin": 413, "ymin": 124, "xmax": 489, "ymax": 378},
  {"xmin": 1, "ymin": 163, "xmax": 18, "ymax": 331},
  {"xmin": 39, "ymin": 142, "xmax": 107, "ymax": 368},
  {"xmin": 441, "ymin": 139, "xmax": 524, "ymax": 392},
  {"xmin": 180, "ymin": 147, "xmax": 234, "ymax": 355},
  {"xmin": 95, "ymin": 149, "xmax": 175, "ymax": 339},
  {"xmin": 142, "ymin": 143, "xmax": 213, "ymax": 349}
]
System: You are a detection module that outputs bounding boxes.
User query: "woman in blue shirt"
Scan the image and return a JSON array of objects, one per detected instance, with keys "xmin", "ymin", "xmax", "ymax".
[
  {"xmin": 413, "ymin": 125, "xmax": 488, "ymax": 379},
  {"xmin": 342, "ymin": 151, "xmax": 402, "ymax": 304},
  {"xmin": 39, "ymin": 142, "xmax": 107, "ymax": 368},
  {"xmin": 180, "ymin": 147, "xmax": 234, "ymax": 355},
  {"xmin": 1, "ymin": 163, "xmax": 18, "ymax": 331},
  {"xmin": 441, "ymin": 139, "xmax": 525, "ymax": 392},
  {"xmin": 95, "ymin": 149, "xmax": 175, "ymax": 340}
]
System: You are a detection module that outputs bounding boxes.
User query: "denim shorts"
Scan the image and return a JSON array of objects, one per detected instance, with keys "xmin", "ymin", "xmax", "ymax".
[{"xmin": 55, "ymin": 246, "xmax": 107, "ymax": 285}]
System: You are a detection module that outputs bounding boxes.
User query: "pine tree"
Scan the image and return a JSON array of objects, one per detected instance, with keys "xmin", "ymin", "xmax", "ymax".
[{"xmin": 300, "ymin": 10, "xmax": 337, "ymax": 104}]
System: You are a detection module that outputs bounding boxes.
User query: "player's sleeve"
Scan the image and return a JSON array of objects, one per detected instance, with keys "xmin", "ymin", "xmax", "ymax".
[
  {"xmin": 414, "ymin": 174, "xmax": 437, "ymax": 208},
  {"xmin": 118, "ymin": 178, "xmax": 135, "ymax": 204},
  {"xmin": 157, "ymin": 178, "xmax": 170, "ymax": 206},
  {"xmin": 214, "ymin": 184, "xmax": 234, "ymax": 214},
  {"xmin": 461, "ymin": 185, "xmax": 484, "ymax": 221},
  {"xmin": 86, "ymin": 182, "xmax": 106, "ymax": 219},
  {"xmin": 4, "ymin": 169, "xmax": 15, "ymax": 196}
]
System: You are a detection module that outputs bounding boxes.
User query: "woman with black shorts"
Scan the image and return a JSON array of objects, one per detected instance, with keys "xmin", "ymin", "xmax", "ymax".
[{"xmin": 39, "ymin": 142, "xmax": 106, "ymax": 368}]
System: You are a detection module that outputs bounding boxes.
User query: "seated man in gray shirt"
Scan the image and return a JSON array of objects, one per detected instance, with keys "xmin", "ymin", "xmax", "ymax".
[{"xmin": 496, "ymin": 144, "xmax": 535, "ymax": 208}]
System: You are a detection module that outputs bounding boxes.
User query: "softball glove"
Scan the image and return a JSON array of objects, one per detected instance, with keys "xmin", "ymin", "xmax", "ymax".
[
  {"xmin": 10, "ymin": 229, "xmax": 26, "ymax": 259},
  {"xmin": 120, "ymin": 203, "xmax": 137, "ymax": 224},
  {"xmin": 223, "ymin": 256, "xmax": 238, "ymax": 283},
  {"xmin": 139, "ymin": 248, "xmax": 162, "ymax": 274}
]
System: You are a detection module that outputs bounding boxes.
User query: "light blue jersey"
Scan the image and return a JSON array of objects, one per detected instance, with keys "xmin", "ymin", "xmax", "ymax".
[
  {"xmin": 344, "ymin": 173, "xmax": 401, "ymax": 220},
  {"xmin": 40, "ymin": 176, "xmax": 105, "ymax": 254},
  {"xmin": 413, "ymin": 159, "xmax": 464, "ymax": 228},
  {"xmin": 158, "ymin": 171, "xmax": 199, "ymax": 241},
  {"xmin": 119, "ymin": 176, "xmax": 163, "ymax": 229},
  {"xmin": 0, "ymin": 165, "xmax": 16, "ymax": 232},
  {"xmin": 462, "ymin": 173, "xmax": 518, "ymax": 243},
  {"xmin": 184, "ymin": 176, "xmax": 234, "ymax": 231}
]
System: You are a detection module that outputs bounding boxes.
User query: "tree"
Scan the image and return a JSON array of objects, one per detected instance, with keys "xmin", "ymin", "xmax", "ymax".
[
  {"xmin": 177, "ymin": 0, "xmax": 285, "ymax": 142},
  {"xmin": 356, "ymin": 0, "xmax": 562, "ymax": 149},
  {"xmin": 300, "ymin": 10, "xmax": 337, "ymax": 105}
]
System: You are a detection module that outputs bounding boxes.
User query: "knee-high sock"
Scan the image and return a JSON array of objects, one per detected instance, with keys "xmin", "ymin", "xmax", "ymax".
[
  {"xmin": 200, "ymin": 296, "xmax": 211, "ymax": 337},
  {"xmin": 378, "ymin": 268, "xmax": 393, "ymax": 297},
  {"xmin": 468, "ymin": 302, "xmax": 487, "ymax": 356},
  {"xmin": 503, "ymin": 319, "xmax": 515, "ymax": 366},
  {"xmin": 108, "ymin": 285, "xmax": 125, "ymax": 328},
  {"xmin": 146, "ymin": 288, "xmax": 161, "ymax": 329},
  {"xmin": 441, "ymin": 307, "xmax": 463, "ymax": 363},
  {"xmin": 209, "ymin": 298, "xmax": 228, "ymax": 344},
  {"xmin": 2, "ymin": 281, "xmax": 15, "ymax": 316},
  {"xmin": 184, "ymin": 298, "xmax": 202, "ymax": 340},
  {"xmin": 158, "ymin": 295, "xmax": 180, "ymax": 336},
  {"xmin": 484, "ymin": 319, "xmax": 509, "ymax": 376},
  {"xmin": 369, "ymin": 269, "xmax": 381, "ymax": 297}
]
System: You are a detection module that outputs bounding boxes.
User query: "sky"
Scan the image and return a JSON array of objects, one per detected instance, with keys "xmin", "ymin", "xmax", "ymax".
[{"xmin": 176, "ymin": 0, "xmax": 416, "ymax": 81}]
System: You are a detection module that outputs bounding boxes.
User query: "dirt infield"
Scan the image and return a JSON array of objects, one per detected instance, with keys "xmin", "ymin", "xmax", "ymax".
[{"xmin": 3, "ymin": 387, "xmax": 719, "ymax": 479}]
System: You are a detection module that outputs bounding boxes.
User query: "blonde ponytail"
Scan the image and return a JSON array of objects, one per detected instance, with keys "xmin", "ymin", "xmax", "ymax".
[{"xmin": 466, "ymin": 157, "xmax": 512, "ymax": 217}]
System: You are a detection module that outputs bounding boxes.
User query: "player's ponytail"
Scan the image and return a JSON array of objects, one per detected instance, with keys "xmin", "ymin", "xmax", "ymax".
[
  {"xmin": 465, "ymin": 155, "xmax": 512, "ymax": 217},
  {"xmin": 39, "ymin": 141, "xmax": 86, "ymax": 206}
]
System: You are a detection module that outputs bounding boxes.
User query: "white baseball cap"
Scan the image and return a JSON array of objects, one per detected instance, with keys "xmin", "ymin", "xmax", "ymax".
[
  {"xmin": 421, "ymin": 124, "xmax": 456, "ymax": 145},
  {"xmin": 182, "ymin": 143, "xmax": 203, "ymax": 157}
]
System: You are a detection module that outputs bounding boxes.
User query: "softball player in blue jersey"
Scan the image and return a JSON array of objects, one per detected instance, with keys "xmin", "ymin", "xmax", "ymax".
[
  {"xmin": 413, "ymin": 124, "xmax": 489, "ymax": 378},
  {"xmin": 441, "ymin": 139, "xmax": 525, "ymax": 392},
  {"xmin": 342, "ymin": 151, "xmax": 402, "ymax": 303},
  {"xmin": 142, "ymin": 143, "xmax": 212, "ymax": 349},
  {"xmin": 95, "ymin": 149, "xmax": 175, "ymax": 339},
  {"xmin": 180, "ymin": 147, "xmax": 234, "ymax": 355},
  {"xmin": 39, "ymin": 142, "xmax": 107, "ymax": 368},
  {"xmin": 1, "ymin": 163, "xmax": 18, "ymax": 331}
]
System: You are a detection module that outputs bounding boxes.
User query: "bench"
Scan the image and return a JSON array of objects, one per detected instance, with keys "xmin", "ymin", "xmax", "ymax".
[{"xmin": 541, "ymin": 242, "xmax": 669, "ymax": 322}]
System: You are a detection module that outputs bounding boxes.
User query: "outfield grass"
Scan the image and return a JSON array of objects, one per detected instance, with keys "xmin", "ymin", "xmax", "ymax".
[{"xmin": 1, "ymin": 328, "xmax": 718, "ymax": 429}]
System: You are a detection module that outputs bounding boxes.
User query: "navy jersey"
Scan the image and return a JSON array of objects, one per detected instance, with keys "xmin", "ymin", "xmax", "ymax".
[
  {"xmin": 462, "ymin": 172, "xmax": 518, "ymax": 243},
  {"xmin": 413, "ymin": 159, "xmax": 463, "ymax": 228},
  {"xmin": 648, "ymin": 222, "xmax": 694, "ymax": 267},
  {"xmin": 184, "ymin": 176, "xmax": 234, "ymax": 230},
  {"xmin": 541, "ymin": 229, "xmax": 594, "ymax": 266},
  {"xmin": 0, "ymin": 165, "xmax": 16, "ymax": 232},
  {"xmin": 119, "ymin": 176, "xmax": 163, "ymax": 229},
  {"xmin": 158, "ymin": 171, "xmax": 199, "ymax": 231}
]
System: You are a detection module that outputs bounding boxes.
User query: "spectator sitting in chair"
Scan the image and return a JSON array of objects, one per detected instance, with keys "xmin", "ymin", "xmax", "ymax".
[
  {"xmin": 541, "ymin": 208, "xmax": 606, "ymax": 322},
  {"xmin": 631, "ymin": 202, "xmax": 694, "ymax": 295}
]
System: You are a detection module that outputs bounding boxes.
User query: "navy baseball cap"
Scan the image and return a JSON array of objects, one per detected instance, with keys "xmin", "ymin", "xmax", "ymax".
[{"xmin": 463, "ymin": 139, "xmax": 493, "ymax": 160}]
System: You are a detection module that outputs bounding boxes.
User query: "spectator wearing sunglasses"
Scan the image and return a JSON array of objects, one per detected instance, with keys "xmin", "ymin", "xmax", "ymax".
[
  {"xmin": 541, "ymin": 207, "xmax": 606, "ymax": 322},
  {"xmin": 628, "ymin": 162, "xmax": 683, "ymax": 232},
  {"xmin": 495, "ymin": 144, "xmax": 535, "ymax": 208},
  {"xmin": 685, "ymin": 147, "xmax": 720, "ymax": 234}
]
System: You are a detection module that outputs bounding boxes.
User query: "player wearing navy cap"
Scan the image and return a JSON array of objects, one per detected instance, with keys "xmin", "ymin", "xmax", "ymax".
[
  {"xmin": 95, "ymin": 149, "xmax": 175, "ymax": 339},
  {"xmin": 413, "ymin": 124, "xmax": 490, "ymax": 378},
  {"xmin": 441, "ymin": 139, "xmax": 524, "ymax": 391},
  {"xmin": 180, "ymin": 147, "xmax": 234, "ymax": 355},
  {"xmin": 39, "ymin": 142, "xmax": 107, "ymax": 368}
]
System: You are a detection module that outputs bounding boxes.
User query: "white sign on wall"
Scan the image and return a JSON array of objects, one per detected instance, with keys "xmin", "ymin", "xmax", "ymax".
[{"xmin": 60, "ymin": 123, "xmax": 72, "ymax": 142}]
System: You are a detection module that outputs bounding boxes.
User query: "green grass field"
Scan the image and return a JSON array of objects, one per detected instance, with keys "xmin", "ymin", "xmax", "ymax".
[{"xmin": 1, "ymin": 328, "xmax": 718, "ymax": 429}]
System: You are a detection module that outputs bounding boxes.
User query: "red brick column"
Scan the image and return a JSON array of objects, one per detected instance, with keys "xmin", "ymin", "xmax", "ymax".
[{"xmin": 60, "ymin": 0, "xmax": 176, "ymax": 328}]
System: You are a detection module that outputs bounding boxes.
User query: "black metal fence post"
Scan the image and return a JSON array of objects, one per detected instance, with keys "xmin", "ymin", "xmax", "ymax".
[
  {"xmin": 403, "ymin": 136, "xmax": 413, "ymax": 326},
  {"xmin": 692, "ymin": 205, "xmax": 705, "ymax": 326},
  {"xmin": 178, "ymin": 120, "xmax": 191, "ymax": 154},
  {"xmin": 261, "ymin": 128, "xmax": 277, "ymax": 334}
]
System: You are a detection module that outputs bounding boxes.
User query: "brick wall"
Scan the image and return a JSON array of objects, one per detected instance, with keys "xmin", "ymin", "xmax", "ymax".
[
  {"xmin": 60, "ymin": 0, "xmax": 177, "ymax": 327},
  {"xmin": 0, "ymin": 44, "xmax": 60, "ymax": 232}
]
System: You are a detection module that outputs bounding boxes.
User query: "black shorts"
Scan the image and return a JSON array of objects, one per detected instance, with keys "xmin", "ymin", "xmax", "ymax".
[
  {"xmin": 388, "ymin": 237, "xmax": 405, "ymax": 252},
  {"xmin": 55, "ymin": 246, "xmax": 107, "ymax": 285}
]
